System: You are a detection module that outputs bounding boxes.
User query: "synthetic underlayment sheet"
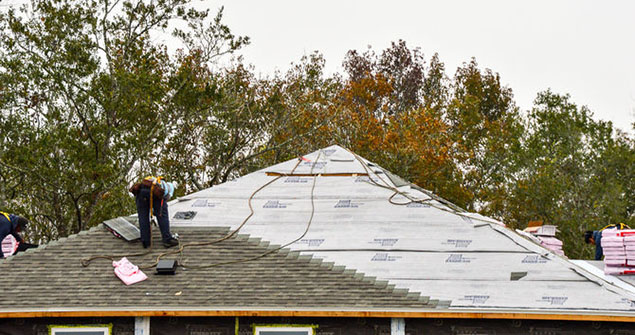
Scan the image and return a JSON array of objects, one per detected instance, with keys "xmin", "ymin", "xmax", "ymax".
[{"xmin": 169, "ymin": 145, "xmax": 635, "ymax": 312}]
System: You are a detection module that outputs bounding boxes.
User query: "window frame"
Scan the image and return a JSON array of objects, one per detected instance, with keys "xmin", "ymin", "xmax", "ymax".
[
  {"xmin": 254, "ymin": 325, "xmax": 315, "ymax": 335},
  {"xmin": 49, "ymin": 325, "xmax": 111, "ymax": 335}
]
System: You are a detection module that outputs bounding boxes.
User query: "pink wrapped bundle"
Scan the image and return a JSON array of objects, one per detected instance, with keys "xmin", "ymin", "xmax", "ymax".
[
  {"xmin": 602, "ymin": 229, "xmax": 621, "ymax": 237},
  {"xmin": 618, "ymin": 230, "xmax": 635, "ymax": 237},
  {"xmin": 604, "ymin": 251, "xmax": 627, "ymax": 258},
  {"xmin": 624, "ymin": 236, "xmax": 635, "ymax": 246},
  {"xmin": 602, "ymin": 241, "xmax": 626, "ymax": 247},
  {"xmin": 1, "ymin": 235, "xmax": 18, "ymax": 257},
  {"xmin": 605, "ymin": 255, "xmax": 626, "ymax": 262},
  {"xmin": 539, "ymin": 236, "xmax": 563, "ymax": 246},
  {"xmin": 628, "ymin": 259, "xmax": 635, "ymax": 267},
  {"xmin": 604, "ymin": 265, "xmax": 635, "ymax": 275},
  {"xmin": 626, "ymin": 245, "xmax": 635, "ymax": 252},
  {"xmin": 603, "ymin": 245, "xmax": 625, "ymax": 252},
  {"xmin": 544, "ymin": 245, "xmax": 563, "ymax": 253},
  {"xmin": 601, "ymin": 236, "xmax": 624, "ymax": 244},
  {"xmin": 552, "ymin": 249, "xmax": 565, "ymax": 256},
  {"xmin": 604, "ymin": 258, "xmax": 627, "ymax": 266},
  {"xmin": 113, "ymin": 257, "xmax": 147, "ymax": 285},
  {"xmin": 602, "ymin": 229, "xmax": 635, "ymax": 237}
]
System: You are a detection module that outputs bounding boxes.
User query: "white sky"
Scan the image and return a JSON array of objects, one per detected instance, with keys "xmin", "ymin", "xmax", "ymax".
[
  {"xmin": 213, "ymin": 0, "xmax": 635, "ymax": 134},
  {"xmin": 2, "ymin": 0, "xmax": 633, "ymax": 133}
]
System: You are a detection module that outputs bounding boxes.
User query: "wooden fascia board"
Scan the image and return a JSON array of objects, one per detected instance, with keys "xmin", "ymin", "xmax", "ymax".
[{"xmin": 1, "ymin": 310, "xmax": 634, "ymax": 322}]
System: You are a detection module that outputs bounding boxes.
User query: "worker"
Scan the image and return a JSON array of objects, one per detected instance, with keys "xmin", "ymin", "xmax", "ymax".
[
  {"xmin": 129, "ymin": 176, "xmax": 179, "ymax": 249},
  {"xmin": 584, "ymin": 223, "xmax": 629, "ymax": 260},
  {"xmin": 0, "ymin": 212, "xmax": 28, "ymax": 258},
  {"xmin": 584, "ymin": 230, "xmax": 604, "ymax": 260}
]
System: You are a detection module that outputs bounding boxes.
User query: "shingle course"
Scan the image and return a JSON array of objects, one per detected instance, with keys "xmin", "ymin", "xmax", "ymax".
[{"xmin": 0, "ymin": 225, "xmax": 433, "ymax": 311}]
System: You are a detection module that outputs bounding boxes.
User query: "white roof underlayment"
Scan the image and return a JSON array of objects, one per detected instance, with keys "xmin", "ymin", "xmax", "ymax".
[{"xmin": 168, "ymin": 145, "xmax": 635, "ymax": 314}]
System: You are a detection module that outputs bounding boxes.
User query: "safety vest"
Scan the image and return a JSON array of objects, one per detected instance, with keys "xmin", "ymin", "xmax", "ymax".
[
  {"xmin": 144, "ymin": 176, "xmax": 163, "ymax": 185},
  {"xmin": 0, "ymin": 211, "xmax": 10, "ymax": 222},
  {"xmin": 143, "ymin": 176, "xmax": 164, "ymax": 219},
  {"xmin": 600, "ymin": 223, "xmax": 630, "ymax": 231}
]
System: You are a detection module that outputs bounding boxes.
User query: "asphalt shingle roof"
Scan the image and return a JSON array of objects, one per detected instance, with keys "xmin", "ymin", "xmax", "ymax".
[{"xmin": 0, "ymin": 224, "xmax": 435, "ymax": 311}]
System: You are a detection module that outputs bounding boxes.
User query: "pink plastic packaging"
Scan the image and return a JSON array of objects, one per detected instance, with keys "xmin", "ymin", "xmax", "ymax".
[
  {"xmin": 602, "ymin": 241, "xmax": 627, "ymax": 247},
  {"xmin": 603, "ymin": 245, "xmax": 626, "ymax": 252},
  {"xmin": 602, "ymin": 229, "xmax": 635, "ymax": 237},
  {"xmin": 602, "ymin": 229, "xmax": 620, "ymax": 237},
  {"xmin": 1, "ymin": 235, "xmax": 18, "ymax": 257},
  {"xmin": 538, "ymin": 236, "xmax": 563, "ymax": 246},
  {"xmin": 604, "ymin": 265, "xmax": 635, "ymax": 275},
  {"xmin": 601, "ymin": 236, "xmax": 624, "ymax": 243},
  {"xmin": 604, "ymin": 258, "xmax": 627, "ymax": 266},
  {"xmin": 604, "ymin": 251, "xmax": 627, "ymax": 258},
  {"xmin": 113, "ymin": 257, "xmax": 147, "ymax": 285}
]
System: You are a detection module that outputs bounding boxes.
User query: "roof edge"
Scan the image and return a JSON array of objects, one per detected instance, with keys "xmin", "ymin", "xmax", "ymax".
[{"xmin": 1, "ymin": 308, "xmax": 634, "ymax": 322}]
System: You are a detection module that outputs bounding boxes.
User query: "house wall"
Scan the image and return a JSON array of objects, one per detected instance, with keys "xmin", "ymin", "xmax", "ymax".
[
  {"xmin": 150, "ymin": 316, "xmax": 635, "ymax": 335},
  {"xmin": 1, "ymin": 316, "xmax": 635, "ymax": 335}
]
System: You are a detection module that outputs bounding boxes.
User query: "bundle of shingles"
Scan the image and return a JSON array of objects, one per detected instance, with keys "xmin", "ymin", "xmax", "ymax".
[
  {"xmin": 524, "ymin": 225, "xmax": 565, "ymax": 256},
  {"xmin": 601, "ymin": 229, "xmax": 635, "ymax": 275}
]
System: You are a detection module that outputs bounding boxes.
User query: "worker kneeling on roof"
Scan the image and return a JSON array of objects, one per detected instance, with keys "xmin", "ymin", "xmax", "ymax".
[
  {"xmin": 129, "ymin": 176, "xmax": 179, "ymax": 249},
  {"xmin": 0, "ymin": 212, "xmax": 28, "ymax": 258}
]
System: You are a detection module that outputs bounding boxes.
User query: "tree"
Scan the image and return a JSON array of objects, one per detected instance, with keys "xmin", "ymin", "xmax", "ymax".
[
  {"xmin": 505, "ymin": 90, "xmax": 634, "ymax": 258},
  {"xmin": 0, "ymin": 0, "xmax": 247, "ymax": 242},
  {"xmin": 446, "ymin": 59, "xmax": 524, "ymax": 212}
]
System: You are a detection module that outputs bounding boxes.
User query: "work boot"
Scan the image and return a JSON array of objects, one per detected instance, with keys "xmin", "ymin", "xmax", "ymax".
[{"xmin": 163, "ymin": 237, "xmax": 179, "ymax": 248}]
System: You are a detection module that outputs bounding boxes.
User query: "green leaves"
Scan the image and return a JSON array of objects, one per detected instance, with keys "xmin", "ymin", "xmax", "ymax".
[
  {"xmin": 503, "ymin": 90, "xmax": 634, "ymax": 258},
  {"xmin": 0, "ymin": 0, "xmax": 631, "ymax": 261},
  {"xmin": 0, "ymin": 0, "xmax": 247, "ymax": 242}
]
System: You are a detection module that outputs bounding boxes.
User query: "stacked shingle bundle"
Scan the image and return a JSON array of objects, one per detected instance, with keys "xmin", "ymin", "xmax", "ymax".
[
  {"xmin": 537, "ymin": 236, "xmax": 565, "ymax": 256},
  {"xmin": 527, "ymin": 225, "xmax": 566, "ymax": 256},
  {"xmin": 602, "ymin": 229, "xmax": 635, "ymax": 275}
]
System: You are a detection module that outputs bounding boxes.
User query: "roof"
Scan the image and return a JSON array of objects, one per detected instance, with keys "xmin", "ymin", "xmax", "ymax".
[
  {"xmin": 571, "ymin": 260, "xmax": 635, "ymax": 294},
  {"xmin": 1, "ymin": 145, "xmax": 635, "ymax": 320},
  {"xmin": 0, "ymin": 225, "xmax": 434, "ymax": 314},
  {"xmin": 168, "ymin": 145, "xmax": 635, "ymax": 317}
]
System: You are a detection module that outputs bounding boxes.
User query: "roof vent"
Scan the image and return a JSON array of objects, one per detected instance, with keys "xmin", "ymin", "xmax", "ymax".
[
  {"xmin": 510, "ymin": 272, "xmax": 528, "ymax": 281},
  {"xmin": 173, "ymin": 211, "xmax": 197, "ymax": 220},
  {"xmin": 156, "ymin": 259, "xmax": 177, "ymax": 275}
]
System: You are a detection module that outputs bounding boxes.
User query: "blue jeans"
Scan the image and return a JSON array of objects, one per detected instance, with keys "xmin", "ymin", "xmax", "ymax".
[{"xmin": 136, "ymin": 187, "xmax": 172, "ymax": 246}]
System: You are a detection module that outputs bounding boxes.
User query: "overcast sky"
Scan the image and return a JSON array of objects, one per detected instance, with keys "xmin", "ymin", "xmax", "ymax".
[
  {"xmin": 2, "ymin": 0, "xmax": 633, "ymax": 133},
  {"xmin": 213, "ymin": 0, "xmax": 635, "ymax": 134}
]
